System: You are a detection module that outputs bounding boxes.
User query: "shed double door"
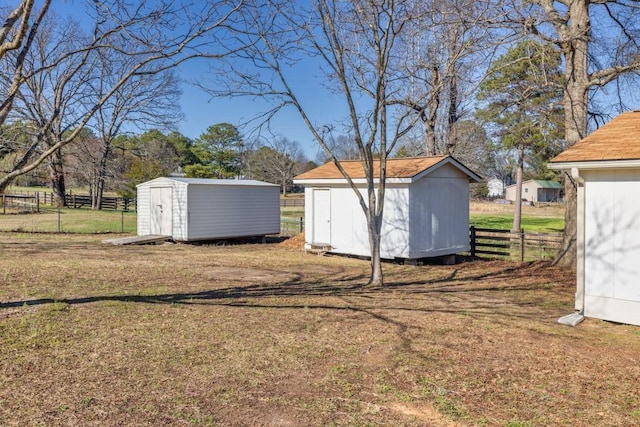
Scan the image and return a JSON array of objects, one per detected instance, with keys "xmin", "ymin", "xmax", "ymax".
[{"xmin": 150, "ymin": 187, "xmax": 173, "ymax": 236}]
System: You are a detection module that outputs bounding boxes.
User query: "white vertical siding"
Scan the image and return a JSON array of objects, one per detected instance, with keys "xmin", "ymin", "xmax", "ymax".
[
  {"xmin": 300, "ymin": 162, "xmax": 473, "ymax": 260},
  {"xmin": 380, "ymin": 185, "xmax": 410, "ymax": 258},
  {"xmin": 136, "ymin": 184, "xmax": 151, "ymax": 235},
  {"xmin": 409, "ymin": 164, "xmax": 470, "ymax": 257},
  {"xmin": 329, "ymin": 186, "xmax": 368, "ymax": 257},
  {"xmin": 172, "ymin": 181, "xmax": 189, "ymax": 240},
  {"xmin": 583, "ymin": 169, "xmax": 640, "ymax": 325}
]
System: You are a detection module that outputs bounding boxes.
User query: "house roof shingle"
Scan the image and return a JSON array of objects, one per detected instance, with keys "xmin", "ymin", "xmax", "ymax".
[
  {"xmin": 294, "ymin": 156, "xmax": 451, "ymax": 180},
  {"xmin": 550, "ymin": 111, "xmax": 640, "ymax": 163}
]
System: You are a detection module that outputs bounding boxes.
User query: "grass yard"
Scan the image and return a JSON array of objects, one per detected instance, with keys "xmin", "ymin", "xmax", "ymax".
[
  {"xmin": 0, "ymin": 208, "xmax": 136, "ymax": 233},
  {"xmin": 470, "ymin": 201, "xmax": 565, "ymax": 232},
  {"xmin": 1, "ymin": 233, "xmax": 639, "ymax": 426}
]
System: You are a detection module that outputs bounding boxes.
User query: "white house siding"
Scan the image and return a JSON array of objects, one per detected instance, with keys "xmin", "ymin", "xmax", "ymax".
[
  {"xmin": 409, "ymin": 165, "xmax": 470, "ymax": 257},
  {"xmin": 505, "ymin": 181, "xmax": 538, "ymax": 202},
  {"xmin": 137, "ymin": 177, "xmax": 186, "ymax": 237},
  {"xmin": 302, "ymin": 171, "xmax": 469, "ymax": 260},
  {"xmin": 380, "ymin": 185, "xmax": 411, "ymax": 259},
  {"xmin": 583, "ymin": 169, "xmax": 640, "ymax": 326},
  {"xmin": 304, "ymin": 185, "xmax": 411, "ymax": 259}
]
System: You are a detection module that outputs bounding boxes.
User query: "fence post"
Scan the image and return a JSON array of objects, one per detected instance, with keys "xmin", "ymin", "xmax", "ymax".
[
  {"xmin": 36, "ymin": 192, "xmax": 40, "ymax": 213},
  {"xmin": 470, "ymin": 226, "xmax": 476, "ymax": 258},
  {"xmin": 299, "ymin": 216, "xmax": 303, "ymax": 233},
  {"xmin": 2, "ymin": 194, "xmax": 5, "ymax": 215},
  {"xmin": 520, "ymin": 228, "xmax": 525, "ymax": 263}
]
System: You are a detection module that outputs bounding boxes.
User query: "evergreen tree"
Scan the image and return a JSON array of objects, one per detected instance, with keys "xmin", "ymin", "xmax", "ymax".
[{"xmin": 477, "ymin": 39, "xmax": 563, "ymax": 231}]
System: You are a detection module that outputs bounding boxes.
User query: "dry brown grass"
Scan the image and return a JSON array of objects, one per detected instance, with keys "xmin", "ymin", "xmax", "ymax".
[
  {"xmin": 1, "ymin": 232, "xmax": 639, "ymax": 426},
  {"xmin": 471, "ymin": 200, "xmax": 565, "ymax": 217}
]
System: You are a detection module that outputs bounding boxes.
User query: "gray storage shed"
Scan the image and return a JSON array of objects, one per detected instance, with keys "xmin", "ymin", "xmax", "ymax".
[{"xmin": 137, "ymin": 177, "xmax": 280, "ymax": 241}]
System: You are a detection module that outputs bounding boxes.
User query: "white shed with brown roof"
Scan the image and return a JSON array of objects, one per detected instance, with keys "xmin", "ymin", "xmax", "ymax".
[
  {"xmin": 549, "ymin": 110, "xmax": 640, "ymax": 326},
  {"xmin": 293, "ymin": 156, "xmax": 481, "ymax": 260}
]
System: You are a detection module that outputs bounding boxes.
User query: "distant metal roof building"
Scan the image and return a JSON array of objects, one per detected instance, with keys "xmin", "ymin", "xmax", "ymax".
[{"xmin": 532, "ymin": 180, "xmax": 563, "ymax": 189}]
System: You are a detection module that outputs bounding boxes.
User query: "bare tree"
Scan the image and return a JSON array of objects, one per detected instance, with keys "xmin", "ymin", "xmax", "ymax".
[
  {"xmin": 315, "ymin": 134, "xmax": 361, "ymax": 163},
  {"xmin": 210, "ymin": 0, "xmax": 424, "ymax": 286},
  {"xmin": 252, "ymin": 137, "xmax": 304, "ymax": 196},
  {"xmin": 88, "ymin": 44, "xmax": 182, "ymax": 209},
  {"xmin": 6, "ymin": 13, "xmax": 95, "ymax": 205},
  {"xmin": 392, "ymin": 0, "xmax": 495, "ymax": 156},
  {"xmin": 518, "ymin": 0, "xmax": 640, "ymax": 266},
  {"xmin": 0, "ymin": 0, "xmax": 245, "ymax": 193},
  {"xmin": 0, "ymin": 0, "xmax": 51, "ymax": 127}
]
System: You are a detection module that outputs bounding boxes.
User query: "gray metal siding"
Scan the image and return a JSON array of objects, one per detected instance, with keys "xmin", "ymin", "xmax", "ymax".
[{"xmin": 186, "ymin": 184, "xmax": 280, "ymax": 240}]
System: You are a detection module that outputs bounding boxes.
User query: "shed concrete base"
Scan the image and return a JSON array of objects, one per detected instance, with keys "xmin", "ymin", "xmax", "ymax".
[
  {"xmin": 558, "ymin": 312, "xmax": 585, "ymax": 327},
  {"xmin": 103, "ymin": 235, "xmax": 173, "ymax": 245}
]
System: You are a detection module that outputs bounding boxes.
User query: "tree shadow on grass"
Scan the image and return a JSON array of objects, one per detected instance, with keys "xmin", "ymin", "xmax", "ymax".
[{"xmin": 0, "ymin": 261, "xmax": 568, "ymax": 325}]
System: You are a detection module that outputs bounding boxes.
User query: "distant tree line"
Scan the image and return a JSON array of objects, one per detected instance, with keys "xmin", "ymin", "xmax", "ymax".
[{"xmin": 0, "ymin": 121, "xmax": 314, "ymax": 204}]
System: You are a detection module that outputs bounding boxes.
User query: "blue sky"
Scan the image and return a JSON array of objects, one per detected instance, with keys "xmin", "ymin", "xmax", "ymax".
[
  {"xmin": 176, "ymin": 62, "xmax": 328, "ymax": 161},
  {"xmin": 45, "ymin": 0, "xmax": 330, "ymax": 160}
]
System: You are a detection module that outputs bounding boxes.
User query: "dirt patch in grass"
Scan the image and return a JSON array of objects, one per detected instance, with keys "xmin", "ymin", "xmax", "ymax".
[{"xmin": 1, "ymin": 233, "xmax": 639, "ymax": 426}]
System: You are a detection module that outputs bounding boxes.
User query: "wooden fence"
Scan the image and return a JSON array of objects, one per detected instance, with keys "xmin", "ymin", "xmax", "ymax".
[
  {"xmin": 1, "ymin": 191, "xmax": 134, "ymax": 212},
  {"xmin": 1, "ymin": 194, "xmax": 40, "ymax": 214},
  {"xmin": 64, "ymin": 194, "xmax": 134, "ymax": 211},
  {"xmin": 469, "ymin": 226, "xmax": 563, "ymax": 262},
  {"xmin": 280, "ymin": 198, "xmax": 304, "ymax": 208}
]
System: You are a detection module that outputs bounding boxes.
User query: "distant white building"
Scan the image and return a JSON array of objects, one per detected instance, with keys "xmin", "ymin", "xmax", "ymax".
[
  {"xmin": 505, "ymin": 179, "xmax": 563, "ymax": 203},
  {"xmin": 487, "ymin": 177, "xmax": 505, "ymax": 197}
]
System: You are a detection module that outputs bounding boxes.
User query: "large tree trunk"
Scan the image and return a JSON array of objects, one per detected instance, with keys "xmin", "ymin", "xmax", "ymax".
[
  {"xmin": 424, "ymin": 64, "xmax": 441, "ymax": 156},
  {"xmin": 555, "ymin": 0, "xmax": 590, "ymax": 267},
  {"xmin": 368, "ymin": 210, "xmax": 384, "ymax": 287},
  {"xmin": 94, "ymin": 142, "xmax": 111, "ymax": 210},
  {"xmin": 48, "ymin": 149, "xmax": 66, "ymax": 207}
]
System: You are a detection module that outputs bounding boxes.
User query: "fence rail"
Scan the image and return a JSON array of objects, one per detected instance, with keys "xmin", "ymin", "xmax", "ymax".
[
  {"xmin": 280, "ymin": 198, "xmax": 304, "ymax": 208},
  {"xmin": 470, "ymin": 226, "xmax": 563, "ymax": 262},
  {"xmin": 1, "ymin": 191, "xmax": 134, "ymax": 212},
  {"xmin": 280, "ymin": 217, "xmax": 304, "ymax": 236}
]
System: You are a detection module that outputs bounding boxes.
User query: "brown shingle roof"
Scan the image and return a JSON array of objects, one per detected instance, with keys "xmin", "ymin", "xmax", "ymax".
[
  {"xmin": 294, "ymin": 156, "xmax": 449, "ymax": 180},
  {"xmin": 551, "ymin": 111, "xmax": 640, "ymax": 163}
]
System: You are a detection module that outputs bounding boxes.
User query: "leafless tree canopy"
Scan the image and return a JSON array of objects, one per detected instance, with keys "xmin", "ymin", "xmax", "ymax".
[{"xmin": 0, "ymin": 0, "xmax": 244, "ymax": 192}]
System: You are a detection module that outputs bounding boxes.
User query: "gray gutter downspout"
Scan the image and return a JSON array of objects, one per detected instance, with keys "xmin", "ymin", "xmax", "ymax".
[{"xmin": 558, "ymin": 167, "xmax": 585, "ymax": 326}]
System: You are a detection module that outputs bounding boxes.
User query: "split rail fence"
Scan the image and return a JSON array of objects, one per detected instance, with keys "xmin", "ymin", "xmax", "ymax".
[
  {"xmin": 469, "ymin": 226, "xmax": 563, "ymax": 262},
  {"xmin": 1, "ymin": 191, "xmax": 134, "ymax": 213}
]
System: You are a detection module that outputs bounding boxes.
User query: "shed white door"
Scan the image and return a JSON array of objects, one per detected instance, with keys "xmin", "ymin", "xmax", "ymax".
[
  {"xmin": 150, "ymin": 187, "xmax": 172, "ymax": 235},
  {"xmin": 312, "ymin": 189, "xmax": 331, "ymax": 244}
]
